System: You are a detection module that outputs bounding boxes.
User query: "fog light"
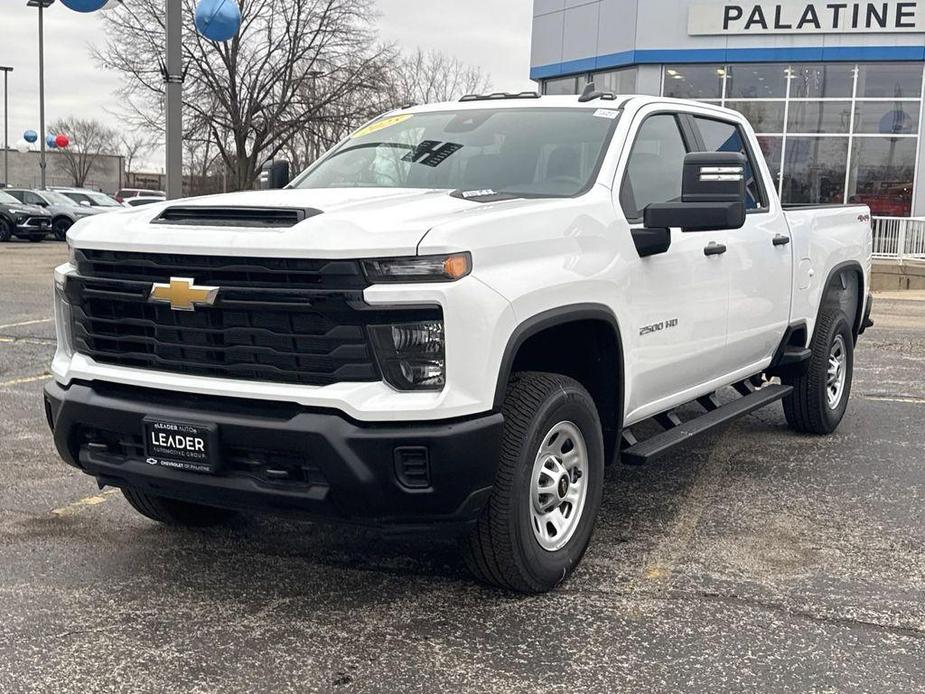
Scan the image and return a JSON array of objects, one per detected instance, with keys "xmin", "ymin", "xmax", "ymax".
[{"xmin": 369, "ymin": 320, "xmax": 445, "ymax": 391}]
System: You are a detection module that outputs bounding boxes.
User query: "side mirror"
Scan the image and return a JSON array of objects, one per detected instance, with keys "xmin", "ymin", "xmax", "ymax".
[
  {"xmin": 79, "ymin": 200, "xmax": 92, "ymax": 207},
  {"xmin": 258, "ymin": 160, "xmax": 291, "ymax": 190},
  {"xmin": 643, "ymin": 152, "xmax": 747, "ymax": 233}
]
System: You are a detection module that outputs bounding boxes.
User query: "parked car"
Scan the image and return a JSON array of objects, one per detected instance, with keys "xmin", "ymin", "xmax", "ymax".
[
  {"xmin": 55, "ymin": 188, "xmax": 125, "ymax": 211},
  {"xmin": 116, "ymin": 188, "xmax": 166, "ymax": 204},
  {"xmin": 46, "ymin": 95, "xmax": 873, "ymax": 592},
  {"xmin": 0, "ymin": 189, "xmax": 52, "ymax": 242},
  {"xmin": 125, "ymin": 196, "xmax": 166, "ymax": 207},
  {"xmin": 5, "ymin": 188, "xmax": 108, "ymax": 241}
]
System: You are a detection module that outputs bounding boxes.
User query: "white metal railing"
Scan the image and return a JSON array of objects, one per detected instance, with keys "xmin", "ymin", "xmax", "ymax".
[{"xmin": 872, "ymin": 217, "xmax": 925, "ymax": 260}]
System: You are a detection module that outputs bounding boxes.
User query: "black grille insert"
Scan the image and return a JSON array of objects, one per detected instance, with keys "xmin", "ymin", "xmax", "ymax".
[{"xmin": 153, "ymin": 206, "xmax": 321, "ymax": 228}]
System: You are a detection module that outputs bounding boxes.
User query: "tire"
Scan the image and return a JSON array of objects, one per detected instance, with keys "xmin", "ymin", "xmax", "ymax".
[
  {"xmin": 782, "ymin": 309, "xmax": 854, "ymax": 435},
  {"xmin": 121, "ymin": 486, "xmax": 237, "ymax": 527},
  {"xmin": 463, "ymin": 372, "xmax": 605, "ymax": 593},
  {"xmin": 52, "ymin": 217, "xmax": 72, "ymax": 241},
  {"xmin": 0, "ymin": 218, "xmax": 12, "ymax": 242}
]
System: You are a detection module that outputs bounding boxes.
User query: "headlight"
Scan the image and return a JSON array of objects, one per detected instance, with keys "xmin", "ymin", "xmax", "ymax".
[
  {"xmin": 8, "ymin": 207, "xmax": 29, "ymax": 214},
  {"xmin": 68, "ymin": 243, "xmax": 78, "ymax": 267},
  {"xmin": 362, "ymin": 253, "xmax": 471, "ymax": 283},
  {"xmin": 54, "ymin": 271, "xmax": 76, "ymax": 359},
  {"xmin": 369, "ymin": 320, "xmax": 445, "ymax": 390}
]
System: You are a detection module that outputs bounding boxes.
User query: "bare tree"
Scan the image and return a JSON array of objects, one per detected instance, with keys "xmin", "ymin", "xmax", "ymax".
[
  {"xmin": 94, "ymin": 0, "xmax": 395, "ymax": 191},
  {"xmin": 49, "ymin": 117, "xmax": 118, "ymax": 188},
  {"xmin": 388, "ymin": 48, "xmax": 492, "ymax": 105},
  {"xmin": 119, "ymin": 134, "xmax": 153, "ymax": 180}
]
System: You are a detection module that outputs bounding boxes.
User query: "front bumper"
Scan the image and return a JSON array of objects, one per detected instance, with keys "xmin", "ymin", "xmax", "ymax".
[
  {"xmin": 44, "ymin": 380, "xmax": 503, "ymax": 534},
  {"xmin": 16, "ymin": 216, "xmax": 52, "ymax": 236}
]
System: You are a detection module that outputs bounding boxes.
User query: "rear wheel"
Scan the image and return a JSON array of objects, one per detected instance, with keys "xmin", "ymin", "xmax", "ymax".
[
  {"xmin": 52, "ymin": 217, "xmax": 72, "ymax": 241},
  {"xmin": 121, "ymin": 487, "xmax": 238, "ymax": 527},
  {"xmin": 463, "ymin": 372, "xmax": 604, "ymax": 593},
  {"xmin": 783, "ymin": 309, "xmax": 854, "ymax": 434},
  {"xmin": 0, "ymin": 218, "xmax": 12, "ymax": 242}
]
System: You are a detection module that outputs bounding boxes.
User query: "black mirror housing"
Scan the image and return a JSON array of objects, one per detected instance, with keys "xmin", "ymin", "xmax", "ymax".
[
  {"xmin": 642, "ymin": 152, "xmax": 748, "ymax": 233},
  {"xmin": 258, "ymin": 160, "xmax": 291, "ymax": 190}
]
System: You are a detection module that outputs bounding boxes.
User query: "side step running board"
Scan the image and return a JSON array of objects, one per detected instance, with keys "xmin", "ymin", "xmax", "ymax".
[{"xmin": 621, "ymin": 384, "xmax": 793, "ymax": 466}]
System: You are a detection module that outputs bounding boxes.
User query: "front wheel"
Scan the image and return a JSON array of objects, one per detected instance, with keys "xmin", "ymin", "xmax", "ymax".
[
  {"xmin": 52, "ymin": 217, "xmax": 72, "ymax": 241},
  {"xmin": 783, "ymin": 309, "xmax": 854, "ymax": 434},
  {"xmin": 121, "ymin": 487, "xmax": 238, "ymax": 527},
  {"xmin": 463, "ymin": 372, "xmax": 604, "ymax": 593}
]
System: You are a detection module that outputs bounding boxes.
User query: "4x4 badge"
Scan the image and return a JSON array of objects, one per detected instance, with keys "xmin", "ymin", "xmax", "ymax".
[{"xmin": 149, "ymin": 277, "xmax": 219, "ymax": 311}]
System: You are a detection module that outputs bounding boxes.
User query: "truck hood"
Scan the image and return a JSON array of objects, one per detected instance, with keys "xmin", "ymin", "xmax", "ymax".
[{"xmin": 68, "ymin": 188, "xmax": 536, "ymax": 258}]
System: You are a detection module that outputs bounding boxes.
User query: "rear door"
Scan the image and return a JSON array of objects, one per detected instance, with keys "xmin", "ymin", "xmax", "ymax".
[
  {"xmin": 617, "ymin": 109, "xmax": 730, "ymax": 415},
  {"xmin": 689, "ymin": 115, "xmax": 792, "ymax": 370}
]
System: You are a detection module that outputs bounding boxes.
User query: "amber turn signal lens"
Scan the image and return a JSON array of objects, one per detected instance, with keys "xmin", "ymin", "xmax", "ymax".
[{"xmin": 443, "ymin": 254, "xmax": 471, "ymax": 280}]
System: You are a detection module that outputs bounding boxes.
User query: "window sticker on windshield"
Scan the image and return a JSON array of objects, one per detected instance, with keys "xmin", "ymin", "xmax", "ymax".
[
  {"xmin": 350, "ymin": 114, "xmax": 414, "ymax": 139},
  {"xmin": 593, "ymin": 109, "xmax": 619, "ymax": 120}
]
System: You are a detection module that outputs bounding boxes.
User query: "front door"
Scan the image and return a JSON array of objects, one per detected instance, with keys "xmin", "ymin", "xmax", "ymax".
[{"xmin": 617, "ymin": 110, "xmax": 731, "ymax": 421}]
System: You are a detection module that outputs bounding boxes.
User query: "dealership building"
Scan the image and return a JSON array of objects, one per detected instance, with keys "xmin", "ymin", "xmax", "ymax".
[{"xmin": 530, "ymin": 0, "xmax": 925, "ymax": 217}]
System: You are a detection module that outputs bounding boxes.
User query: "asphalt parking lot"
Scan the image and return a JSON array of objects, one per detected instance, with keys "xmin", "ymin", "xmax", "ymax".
[{"xmin": 1, "ymin": 241, "xmax": 923, "ymax": 693}]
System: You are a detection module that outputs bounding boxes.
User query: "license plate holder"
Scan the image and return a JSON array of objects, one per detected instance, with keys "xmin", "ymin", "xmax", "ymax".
[{"xmin": 143, "ymin": 418, "xmax": 219, "ymax": 474}]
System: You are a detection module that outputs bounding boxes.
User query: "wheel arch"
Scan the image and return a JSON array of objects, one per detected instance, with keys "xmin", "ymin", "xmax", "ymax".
[
  {"xmin": 814, "ymin": 260, "xmax": 866, "ymax": 343},
  {"xmin": 493, "ymin": 303, "xmax": 625, "ymax": 462}
]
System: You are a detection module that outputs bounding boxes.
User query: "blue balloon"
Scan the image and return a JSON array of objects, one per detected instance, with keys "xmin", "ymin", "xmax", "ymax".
[
  {"xmin": 59, "ymin": 0, "xmax": 108, "ymax": 11},
  {"xmin": 46, "ymin": 134, "xmax": 58, "ymax": 149},
  {"xmin": 24, "ymin": 130, "xmax": 38, "ymax": 143},
  {"xmin": 195, "ymin": 0, "xmax": 241, "ymax": 42}
]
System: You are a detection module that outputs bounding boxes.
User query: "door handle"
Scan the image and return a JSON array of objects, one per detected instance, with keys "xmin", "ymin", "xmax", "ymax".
[
  {"xmin": 703, "ymin": 242, "xmax": 727, "ymax": 256},
  {"xmin": 773, "ymin": 234, "xmax": 791, "ymax": 246}
]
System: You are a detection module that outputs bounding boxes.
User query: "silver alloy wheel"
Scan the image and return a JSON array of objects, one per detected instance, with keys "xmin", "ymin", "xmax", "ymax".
[
  {"xmin": 826, "ymin": 334, "xmax": 847, "ymax": 409},
  {"xmin": 529, "ymin": 421, "xmax": 589, "ymax": 552}
]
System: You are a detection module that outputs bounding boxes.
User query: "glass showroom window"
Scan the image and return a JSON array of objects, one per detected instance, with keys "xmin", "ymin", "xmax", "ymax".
[
  {"xmin": 662, "ymin": 61, "xmax": 924, "ymax": 215},
  {"xmin": 663, "ymin": 64, "xmax": 725, "ymax": 101},
  {"xmin": 593, "ymin": 67, "xmax": 637, "ymax": 94},
  {"xmin": 544, "ymin": 76, "xmax": 581, "ymax": 95}
]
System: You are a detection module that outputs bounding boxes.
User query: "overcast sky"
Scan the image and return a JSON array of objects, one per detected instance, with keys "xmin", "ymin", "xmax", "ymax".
[{"xmin": 0, "ymin": 0, "xmax": 534, "ymax": 172}]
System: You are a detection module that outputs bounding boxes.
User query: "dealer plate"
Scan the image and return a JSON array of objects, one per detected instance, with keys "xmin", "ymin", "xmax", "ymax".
[{"xmin": 143, "ymin": 418, "xmax": 219, "ymax": 474}]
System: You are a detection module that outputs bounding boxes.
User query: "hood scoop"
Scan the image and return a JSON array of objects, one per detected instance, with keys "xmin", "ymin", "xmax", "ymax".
[{"xmin": 153, "ymin": 206, "xmax": 322, "ymax": 228}]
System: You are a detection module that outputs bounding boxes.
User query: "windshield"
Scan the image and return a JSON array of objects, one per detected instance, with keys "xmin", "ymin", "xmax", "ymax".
[
  {"xmin": 44, "ymin": 191, "xmax": 79, "ymax": 207},
  {"xmin": 291, "ymin": 107, "xmax": 620, "ymax": 198},
  {"xmin": 0, "ymin": 191, "xmax": 18, "ymax": 204},
  {"xmin": 85, "ymin": 192, "xmax": 120, "ymax": 207}
]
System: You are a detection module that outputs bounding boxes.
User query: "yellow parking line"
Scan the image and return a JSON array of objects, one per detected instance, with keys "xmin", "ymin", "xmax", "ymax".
[
  {"xmin": 51, "ymin": 489, "xmax": 120, "ymax": 518},
  {"xmin": 0, "ymin": 317, "xmax": 53, "ymax": 330},
  {"xmin": 0, "ymin": 373, "xmax": 50, "ymax": 388},
  {"xmin": 862, "ymin": 394, "xmax": 925, "ymax": 405}
]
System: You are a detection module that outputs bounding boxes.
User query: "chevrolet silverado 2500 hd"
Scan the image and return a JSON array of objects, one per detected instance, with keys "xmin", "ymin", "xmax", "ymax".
[{"xmin": 45, "ymin": 93, "xmax": 873, "ymax": 593}]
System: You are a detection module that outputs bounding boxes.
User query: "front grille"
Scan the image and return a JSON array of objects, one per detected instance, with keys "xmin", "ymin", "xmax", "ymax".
[{"xmin": 69, "ymin": 250, "xmax": 440, "ymax": 387}]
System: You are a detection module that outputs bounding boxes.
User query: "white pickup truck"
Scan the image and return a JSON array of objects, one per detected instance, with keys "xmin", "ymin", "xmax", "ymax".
[{"xmin": 45, "ymin": 92, "xmax": 873, "ymax": 593}]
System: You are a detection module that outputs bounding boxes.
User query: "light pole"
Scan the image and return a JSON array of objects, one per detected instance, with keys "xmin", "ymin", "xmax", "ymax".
[
  {"xmin": 165, "ymin": 0, "xmax": 183, "ymax": 199},
  {"xmin": 0, "ymin": 66, "xmax": 11, "ymax": 187},
  {"xmin": 27, "ymin": 0, "xmax": 54, "ymax": 190}
]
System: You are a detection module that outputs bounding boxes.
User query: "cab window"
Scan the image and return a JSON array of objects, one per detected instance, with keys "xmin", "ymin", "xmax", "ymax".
[
  {"xmin": 692, "ymin": 117, "xmax": 766, "ymax": 210},
  {"xmin": 619, "ymin": 114, "xmax": 689, "ymax": 221}
]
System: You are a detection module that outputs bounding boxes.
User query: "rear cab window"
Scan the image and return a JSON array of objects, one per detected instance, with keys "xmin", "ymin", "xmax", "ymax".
[{"xmin": 691, "ymin": 116, "xmax": 767, "ymax": 211}]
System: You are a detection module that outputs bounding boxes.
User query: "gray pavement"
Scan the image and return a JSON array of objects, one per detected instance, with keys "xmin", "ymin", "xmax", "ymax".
[{"xmin": 1, "ymin": 242, "xmax": 923, "ymax": 693}]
